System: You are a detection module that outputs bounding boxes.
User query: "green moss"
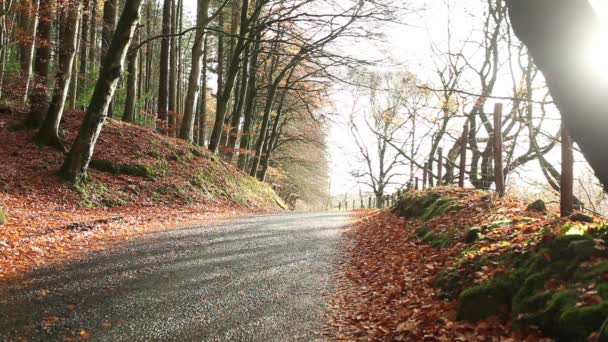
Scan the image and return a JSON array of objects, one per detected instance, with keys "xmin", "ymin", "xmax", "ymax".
[
  {"xmin": 457, "ymin": 276, "xmax": 511, "ymax": 321},
  {"xmin": 435, "ymin": 268, "xmax": 462, "ymax": 299},
  {"xmin": 190, "ymin": 148, "xmax": 205, "ymax": 158},
  {"xmin": 464, "ymin": 227, "xmax": 481, "ymax": 243},
  {"xmin": 393, "ymin": 192, "xmax": 441, "ymax": 219},
  {"xmin": 146, "ymin": 150, "xmax": 163, "ymax": 159},
  {"xmin": 0, "ymin": 208, "xmax": 6, "ymax": 224},
  {"xmin": 526, "ymin": 199, "xmax": 547, "ymax": 213},
  {"xmin": 558, "ymin": 302, "xmax": 608, "ymax": 341},
  {"xmin": 167, "ymin": 150, "xmax": 195, "ymax": 162},
  {"xmin": 151, "ymin": 160, "xmax": 169, "ymax": 178},
  {"xmin": 90, "ymin": 159, "xmax": 155, "ymax": 178},
  {"xmin": 413, "ymin": 226, "xmax": 455, "ymax": 248},
  {"xmin": 468, "ymin": 233, "xmax": 608, "ymax": 340},
  {"xmin": 512, "ymin": 272, "xmax": 551, "ymax": 313},
  {"xmin": 121, "ymin": 163, "xmax": 155, "ymax": 178},
  {"xmin": 575, "ymin": 262, "xmax": 608, "ymax": 281},
  {"xmin": 486, "ymin": 218, "xmax": 513, "ymax": 230},
  {"xmin": 415, "ymin": 226, "xmax": 431, "ymax": 239},
  {"xmin": 420, "ymin": 197, "xmax": 458, "ymax": 221}
]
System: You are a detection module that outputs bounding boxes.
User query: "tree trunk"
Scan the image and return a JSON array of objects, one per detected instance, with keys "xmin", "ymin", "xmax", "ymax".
[
  {"xmin": 89, "ymin": 0, "xmax": 98, "ymax": 70},
  {"xmin": 25, "ymin": 0, "xmax": 53, "ymax": 128},
  {"xmin": 68, "ymin": 34, "xmax": 80, "ymax": 110},
  {"xmin": 208, "ymin": 0, "xmax": 254, "ymax": 153},
  {"xmin": 157, "ymin": 0, "xmax": 171, "ymax": 133},
  {"xmin": 197, "ymin": 34, "xmax": 208, "ymax": 146},
  {"xmin": 61, "ymin": 0, "xmax": 144, "ymax": 183},
  {"xmin": 507, "ymin": 0, "xmax": 608, "ymax": 191},
  {"xmin": 123, "ymin": 42, "xmax": 138, "ymax": 122},
  {"xmin": 168, "ymin": 0, "xmax": 177, "ymax": 136},
  {"xmin": 19, "ymin": 0, "xmax": 40, "ymax": 104},
  {"xmin": 78, "ymin": 0, "xmax": 90, "ymax": 106},
  {"xmin": 225, "ymin": 42, "xmax": 250, "ymax": 162},
  {"xmin": 236, "ymin": 35, "xmax": 259, "ymax": 171},
  {"xmin": 561, "ymin": 124, "xmax": 574, "ymax": 217},
  {"xmin": 36, "ymin": 0, "xmax": 82, "ymax": 151},
  {"xmin": 101, "ymin": 0, "xmax": 117, "ymax": 118},
  {"xmin": 179, "ymin": 0, "xmax": 210, "ymax": 142}
]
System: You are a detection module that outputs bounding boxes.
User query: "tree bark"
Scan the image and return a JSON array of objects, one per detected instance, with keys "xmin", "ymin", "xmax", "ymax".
[
  {"xmin": 89, "ymin": 0, "xmax": 98, "ymax": 70},
  {"xmin": 25, "ymin": 0, "xmax": 53, "ymax": 128},
  {"xmin": 507, "ymin": 0, "xmax": 608, "ymax": 191},
  {"xmin": 208, "ymin": 0, "xmax": 255, "ymax": 153},
  {"xmin": 156, "ymin": 0, "xmax": 171, "ymax": 133},
  {"xmin": 168, "ymin": 0, "xmax": 177, "ymax": 136},
  {"xmin": 19, "ymin": 0, "xmax": 39, "ymax": 104},
  {"xmin": 197, "ymin": 34, "xmax": 208, "ymax": 146},
  {"xmin": 561, "ymin": 124, "xmax": 574, "ymax": 217},
  {"xmin": 123, "ymin": 41, "xmax": 138, "ymax": 123},
  {"xmin": 101, "ymin": 0, "xmax": 117, "ymax": 118},
  {"xmin": 179, "ymin": 0, "xmax": 210, "ymax": 142},
  {"xmin": 237, "ymin": 34, "xmax": 260, "ymax": 171},
  {"xmin": 61, "ymin": 0, "xmax": 144, "ymax": 183},
  {"xmin": 36, "ymin": 0, "xmax": 82, "ymax": 151},
  {"xmin": 225, "ymin": 41, "xmax": 250, "ymax": 162},
  {"xmin": 78, "ymin": 0, "xmax": 90, "ymax": 105}
]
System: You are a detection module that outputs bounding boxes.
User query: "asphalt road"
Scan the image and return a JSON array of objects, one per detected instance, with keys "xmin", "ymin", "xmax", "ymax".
[{"xmin": 0, "ymin": 212, "xmax": 348, "ymax": 342}]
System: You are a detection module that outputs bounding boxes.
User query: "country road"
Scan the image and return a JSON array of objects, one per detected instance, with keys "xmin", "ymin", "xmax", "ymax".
[{"xmin": 0, "ymin": 212, "xmax": 349, "ymax": 342}]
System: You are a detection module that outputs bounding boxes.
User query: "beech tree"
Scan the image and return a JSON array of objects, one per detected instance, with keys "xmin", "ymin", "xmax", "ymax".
[
  {"xmin": 25, "ymin": 0, "xmax": 53, "ymax": 128},
  {"xmin": 36, "ymin": 0, "xmax": 83, "ymax": 150},
  {"xmin": 179, "ymin": 0, "xmax": 213, "ymax": 142},
  {"xmin": 61, "ymin": 0, "xmax": 144, "ymax": 182}
]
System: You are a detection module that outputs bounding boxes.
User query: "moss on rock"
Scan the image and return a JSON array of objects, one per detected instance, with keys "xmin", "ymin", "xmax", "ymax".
[
  {"xmin": 393, "ymin": 192, "xmax": 460, "ymax": 221},
  {"xmin": 90, "ymin": 159, "xmax": 155, "ymax": 178},
  {"xmin": 457, "ymin": 276, "xmax": 511, "ymax": 321},
  {"xmin": 434, "ymin": 268, "xmax": 462, "ymax": 300},
  {"xmin": 464, "ymin": 227, "xmax": 481, "ymax": 243},
  {"xmin": 456, "ymin": 232, "xmax": 608, "ymax": 341},
  {"xmin": 526, "ymin": 199, "xmax": 547, "ymax": 213}
]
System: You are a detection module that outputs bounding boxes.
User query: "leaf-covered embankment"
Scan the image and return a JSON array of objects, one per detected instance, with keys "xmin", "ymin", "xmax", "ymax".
[
  {"xmin": 325, "ymin": 187, "xmax": 607, "ymax": 341},
  {"xmin": 0, "ymin": 109, "xmax": 285, "ymax": 282}
]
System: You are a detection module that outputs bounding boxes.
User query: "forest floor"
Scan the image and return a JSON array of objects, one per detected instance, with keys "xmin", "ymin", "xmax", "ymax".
[
  {"xmin": 0, "ymin": 109, "xmax": 284, "ymax": 283},
  {"xmin": 324, "ymin": 188, "xmax": 607, "ymax": 341}
]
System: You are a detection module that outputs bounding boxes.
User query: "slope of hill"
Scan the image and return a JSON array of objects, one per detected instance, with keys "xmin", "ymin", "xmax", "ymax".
[
  {"xmin": 0, "ymin": 109, "xmax": 285, "ymax": 281},
  {"xmin": 326, "ymin": 187, "xmax": 607, "ymax": 341}
]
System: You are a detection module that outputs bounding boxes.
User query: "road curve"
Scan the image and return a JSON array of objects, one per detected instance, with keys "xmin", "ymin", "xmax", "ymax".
[{"xmin": 0, "ymin": 212, "xmax": 349, "ymax": 342}]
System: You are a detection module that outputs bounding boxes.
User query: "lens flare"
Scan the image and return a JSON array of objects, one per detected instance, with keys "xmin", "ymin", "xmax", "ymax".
[{"xmin": 588, "ymin": 1, "xmax": 608, "ymax": 81}]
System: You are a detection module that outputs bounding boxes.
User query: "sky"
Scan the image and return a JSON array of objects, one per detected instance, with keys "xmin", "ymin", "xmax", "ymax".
[
  {"xmin": 327, "ymin": 0, "xmax": 608, "ymax": 196},
  {"xmin": 183, "ymin": 0, "xmax": 608, "ymax": 197}
]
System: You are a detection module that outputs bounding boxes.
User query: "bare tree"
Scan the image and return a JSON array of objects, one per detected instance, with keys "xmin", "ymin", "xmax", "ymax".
[{"xmin": 507, "ymin": 0, "xmax": 608, "ymax": 192}]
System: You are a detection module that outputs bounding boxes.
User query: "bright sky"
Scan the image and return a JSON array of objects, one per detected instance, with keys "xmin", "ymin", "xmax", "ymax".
[
  {"xmin": 328, "ymin": 0, "xmax": 608, "ymax": 196},
  {"xmin": 183, "ymin": 0, "xmax": 608, "ymax": 197}
]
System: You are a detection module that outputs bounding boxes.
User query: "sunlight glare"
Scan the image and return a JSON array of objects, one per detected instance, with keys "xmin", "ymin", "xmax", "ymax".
[{"xmin": 588, "ymin": 0, "xmax": 608, "ymax": 81}]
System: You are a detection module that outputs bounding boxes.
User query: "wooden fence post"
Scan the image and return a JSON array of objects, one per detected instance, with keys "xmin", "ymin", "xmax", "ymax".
[
  {"xmin": 459, "ymin": 121, "xmax": 469, "ymax": 188},
  {"xmin": 422, "ymin": 162, "xmax": 428, "ymax": 189},
  {"xmin": 437, "ymin": 147, "xmax": 443, "ymax": 187},
  {"xmin": 493, "ymin": 103, "xmax": 505, "ymax": 197},
  {"xmin": 561, "ymin": 123, "xmax": 574, "ymax": 217}
]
